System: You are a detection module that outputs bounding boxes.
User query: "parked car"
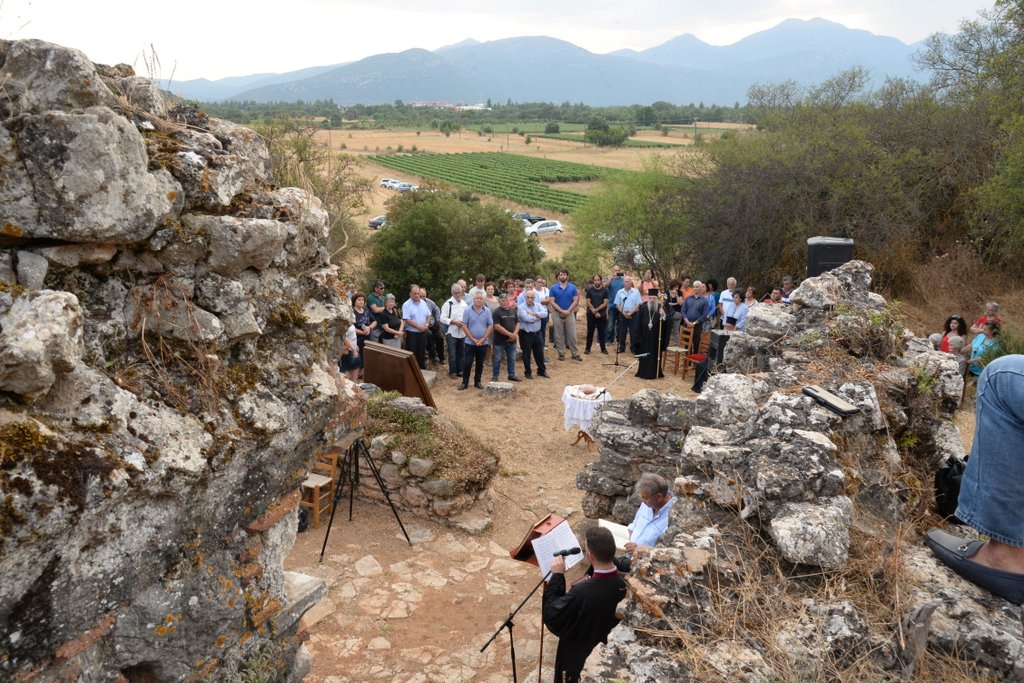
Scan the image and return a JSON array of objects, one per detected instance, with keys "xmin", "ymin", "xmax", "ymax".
[
  {"xmin": 380, "ymin": 178, "xmax": 401, "ymax": 189},
  {"xmin": 396, "ymin": 182, "xmax": 419, "ymax": 192},
  {"xmin": 368, "ymin": 215, "xmax": 387, "ymax": 229},
  {"xmin": 524, "ymin": 220, "xmax": 563, "ymax": 237},
  {"xmin": 514, "ymin": 211, "xmax": 547, "ymax": 224}
]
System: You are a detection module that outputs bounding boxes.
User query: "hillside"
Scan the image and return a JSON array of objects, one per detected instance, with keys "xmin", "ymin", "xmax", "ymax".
[{"xmin": 170, "ymin": 18, "xmax": 922, "ymax": 105}]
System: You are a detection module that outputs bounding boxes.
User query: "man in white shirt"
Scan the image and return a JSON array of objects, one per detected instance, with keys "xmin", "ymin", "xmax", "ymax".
[
  {"xmin": 717, "ymin": 277, "xmax": 737, "ymax": 320},
  {"xmin": 440, "ymin": 283, "xmax": 469, "ymax": 378},
  {"xmin": 402, "ymin": 285, "xmax": 433, "ymax": 370}
]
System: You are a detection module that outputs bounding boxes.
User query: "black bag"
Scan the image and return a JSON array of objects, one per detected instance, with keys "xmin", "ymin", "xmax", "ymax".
[{"xmin": 934, "ymin": 456, "xmax": 967, "ymax": 523}]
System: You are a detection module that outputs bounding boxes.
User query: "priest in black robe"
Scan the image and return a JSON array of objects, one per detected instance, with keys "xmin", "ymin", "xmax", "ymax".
[
  {"xmin": 542, "ymin": 527, "xmax": 626, "ymax": 683},
  {"xmin": 632, "ymin": 292, "xmax": 672, "ymax": 379}
]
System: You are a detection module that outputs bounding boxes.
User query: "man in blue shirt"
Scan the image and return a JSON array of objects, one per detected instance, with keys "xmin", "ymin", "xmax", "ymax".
[
  {"xmin": 682, "ymin": 280, "xmax": 711, "ymax": 353},
  {"xmin": 402, "ymin": 285, "xmax": 433, "ymax": 370},
  {"xmin": 615, "ymin": 472, "xmax": 676, "ymax": 573},
  {"xmin": 606, "ymin": 267, "xmax": 625, "ymax": 346},
  {"xmin": 459, "ymin": 292, "xmax": 493, "ymax": 390},
  {"xmin": 549, "ymin": 269, "xmax": 582, "ymax": 362},
  {"xmin": 612, "ymin": 276, "xmax": 642, "ymax": 354}
]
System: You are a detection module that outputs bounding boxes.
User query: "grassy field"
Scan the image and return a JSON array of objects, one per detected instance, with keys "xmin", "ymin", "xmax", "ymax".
[
  {"xmin": 533, "ymin": 132, "xmax": 681, "ymax": 148},
  {"xmin": 367, "ymin": 152, "xmax": 632, "ymax": 213}
]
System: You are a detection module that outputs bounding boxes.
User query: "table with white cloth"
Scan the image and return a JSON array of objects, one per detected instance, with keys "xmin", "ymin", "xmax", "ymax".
[{"xmin": 561, "ymin": 385, "xmax": 612, "ymax": 447}]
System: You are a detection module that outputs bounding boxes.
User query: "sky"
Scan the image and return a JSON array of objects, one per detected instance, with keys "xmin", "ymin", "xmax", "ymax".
[{"xmin": 0, "ymin": 0, "xmax": 996, "ymax": 82}]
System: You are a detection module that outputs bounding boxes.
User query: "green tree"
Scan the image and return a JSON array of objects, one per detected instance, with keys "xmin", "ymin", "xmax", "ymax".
[
  {"xmin": 367, "ymin": 193, "xmax": 541, "ymax": 294},
  {"xmin": 571, "ymin": 160, "xmax": 691, "ymax": 285}
]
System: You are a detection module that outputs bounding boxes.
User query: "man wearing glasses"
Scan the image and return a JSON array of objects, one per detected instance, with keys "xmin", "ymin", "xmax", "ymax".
[{"xmin": 623, "ymin": 473, "xmax": 675, "ymax": 561}]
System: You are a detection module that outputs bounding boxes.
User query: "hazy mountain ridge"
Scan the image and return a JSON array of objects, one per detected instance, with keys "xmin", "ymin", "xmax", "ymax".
[{"xmin": 169, "ymin": 18, "xmax": 926, "ymax": 105}]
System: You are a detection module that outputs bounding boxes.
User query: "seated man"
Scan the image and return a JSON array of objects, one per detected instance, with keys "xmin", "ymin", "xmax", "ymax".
[
  {"xmin": 927, "ymin": 354, "xmax": 1024, "ymax": 604},
  {"xmin": 617, "ymin": 472, "xmax": 675, "ymax": 571}
]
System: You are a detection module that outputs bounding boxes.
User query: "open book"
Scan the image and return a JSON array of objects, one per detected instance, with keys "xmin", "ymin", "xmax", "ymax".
[{"xmin": 598, "ymin": 519, "xmax": 630, "ymax": 554}]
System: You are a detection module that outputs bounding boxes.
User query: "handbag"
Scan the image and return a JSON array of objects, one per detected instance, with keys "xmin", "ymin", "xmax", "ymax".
[{"xmin": 934, "ymin": 456, "xmax": 967, "ymax": 523}]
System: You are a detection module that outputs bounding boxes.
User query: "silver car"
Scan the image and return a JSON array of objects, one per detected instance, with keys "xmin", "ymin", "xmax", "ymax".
[{"xmin": 524, "ymin": 220, "xmax": 563, "ymax": 238}]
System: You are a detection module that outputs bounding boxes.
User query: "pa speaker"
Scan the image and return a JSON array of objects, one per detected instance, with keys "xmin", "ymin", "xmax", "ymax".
[
  {"xmin": 807, "ymin": 237, "xmax": 854, "ymax": 277},
  {"xmin": 709, "ymin": 330, "xmax": 730, "ymax": 364}
]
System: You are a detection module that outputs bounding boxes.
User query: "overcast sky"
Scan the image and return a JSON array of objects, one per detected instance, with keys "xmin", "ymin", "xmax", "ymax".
[{"xmin": 1, "ymin": 0, "xmax": 994, "ymax": 82}]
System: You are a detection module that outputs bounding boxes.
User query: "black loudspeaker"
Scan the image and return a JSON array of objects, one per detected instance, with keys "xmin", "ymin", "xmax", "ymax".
[
  {"xmin": 709, "ymin": 330, "xmax": 730, "ymax": 364},
  {"xmin": 807, "ymin": 236, "xmax": 854, "ymax": 277}
]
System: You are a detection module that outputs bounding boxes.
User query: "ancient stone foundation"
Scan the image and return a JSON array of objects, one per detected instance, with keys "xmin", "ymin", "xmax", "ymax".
[
  {"xmin": 0, "ymin": 39, "xmax": 361, "ymax": 680},
  {"xmin": 576, "ymin": 261, "xmax": 1023, "ymax": 680}
]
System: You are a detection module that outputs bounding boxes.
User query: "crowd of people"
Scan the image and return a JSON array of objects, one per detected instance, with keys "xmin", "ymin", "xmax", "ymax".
[
  {"xmin": 928, "ymin": 301, "xmax": 1004, "ymax": 379},
  {"xmin": 337, "ymin": 265, "xmax": 803, "ymax": 385}
]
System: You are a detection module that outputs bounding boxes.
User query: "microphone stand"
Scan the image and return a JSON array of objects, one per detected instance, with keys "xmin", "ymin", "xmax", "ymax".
[
  {"xmin": 480, "ymin": 569, "xmax": 552, "ymax": 683},
  {"xmin": 595, "ymin": 356, "xmax": 641, "ymax": 401}
]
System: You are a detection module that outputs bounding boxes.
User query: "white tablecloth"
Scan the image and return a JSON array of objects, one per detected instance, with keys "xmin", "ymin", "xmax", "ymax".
[{"xmin": 561, "ymin": 385, "xmax": 612, "ymax": 434}]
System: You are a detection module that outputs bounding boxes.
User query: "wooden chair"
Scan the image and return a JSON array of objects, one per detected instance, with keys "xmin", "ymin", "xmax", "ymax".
[
  {"xmin": 300, "ymin": 472, "xmax": 335, "ymax": 530},
  {"xmin": 664, "ymin": 326, "xmax": 694, "ymax": 376},
  {"xmin": 681, "ymin": 332, "xmax": 711, "ymax": 380}
]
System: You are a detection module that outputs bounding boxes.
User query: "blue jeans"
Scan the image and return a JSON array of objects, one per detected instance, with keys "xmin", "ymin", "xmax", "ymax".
[
  {"xmin": 956, "ymin": 354, "xmax": 1024, "ymax": 547},
  {"xmin": 446, "ymin": 334, "xmax": 465, "ymax": 375},
  {"xmin": 491, "ymin": 341, "xmax": 518, "ymax": 379}
]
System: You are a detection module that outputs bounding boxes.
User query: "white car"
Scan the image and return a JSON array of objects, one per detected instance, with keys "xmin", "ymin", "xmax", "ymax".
[
  {"xmin": 524, "ymin": 220, "xmax": 563, "ymax": 237},
  {"xmin": 380, "ymin": 178, "xmax": 401, "ymax": 189},
  {"xmin": 396, "ymin": 182, "xmax": 419, "ymax": 192}
]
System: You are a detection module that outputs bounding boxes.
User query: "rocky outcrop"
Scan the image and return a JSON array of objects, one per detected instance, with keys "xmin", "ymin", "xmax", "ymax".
[
  {"xmin": 0, "ymin": 39, "xmax": 359, "ymax": 681},
  {"xmin": 577, "ymin": 261, "xmax": 1020, "ymax": 679}
]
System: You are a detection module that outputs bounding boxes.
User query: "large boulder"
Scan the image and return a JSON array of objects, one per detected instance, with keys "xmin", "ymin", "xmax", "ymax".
[{"xmin": 0, "ymin": 290, "xmax": 83, "ymax": 399}]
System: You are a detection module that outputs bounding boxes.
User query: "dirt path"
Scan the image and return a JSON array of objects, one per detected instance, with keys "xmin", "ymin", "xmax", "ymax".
[{"xmin": 286, "ymin": 326, "xmax": 696, "ymax": 682}]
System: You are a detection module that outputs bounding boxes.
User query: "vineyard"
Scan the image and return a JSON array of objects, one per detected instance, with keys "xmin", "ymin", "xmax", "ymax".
[{"xmin": 367, "ymin": 152, "xmax": 632, "ymax": 213}]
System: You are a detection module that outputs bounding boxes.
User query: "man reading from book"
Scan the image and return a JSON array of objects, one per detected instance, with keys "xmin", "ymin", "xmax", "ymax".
[
  {"xmin": 543, "ymin": 526, "xmax": 627, "ymax": 683},
  {"xmin": 622, "ymin": 473, "xmax": 675, "ymax": 563}
]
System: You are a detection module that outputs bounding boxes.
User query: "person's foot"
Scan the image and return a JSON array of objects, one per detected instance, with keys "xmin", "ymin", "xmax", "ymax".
[
  {"xmin": 524, "ymin": 373, "xmax": 534, "ymax": 379},
  {"xmin": 491, "ymin": 376, "xmax": 499, "ymax": 382},
  {"xmin": 508, "ymin": 376, "xmax": 521, "ymax": 382},
  {"xmin": 600, "ymin": 348, "xmax": 608, "ymax": 354},
  {"xmin": 584, "ymin": 349, "xmax": 591, "ymax": 354},
  {"xmin": 474, "ymin": 382, "xmax": 484, "ymax": 389},
  {"xmin": 572, "ymin": 355, "xmax": 583, "ymax": 362},
  {"xmin": 926, "ymin": 529, "xmax": 1024, "ymax": 604},
  {"xmin": 449, "ymin": 372, "xmax": 458, "ymax": 378},
  {"xmin": 458, "ymin": 383, "xmax": 469, "ymax": 390},
  {"xmin": 691, "ymin": 385, "xmax": 701, "ymax": 393},
  {"xmin": 558, "ymin": 354, "xmax": 566, "ymax": 361}
]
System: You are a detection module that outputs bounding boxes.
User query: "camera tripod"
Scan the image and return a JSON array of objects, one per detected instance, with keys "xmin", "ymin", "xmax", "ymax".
[{"xmin": 319, "ymin": 437, "xmax": 412, "ymax": 562}]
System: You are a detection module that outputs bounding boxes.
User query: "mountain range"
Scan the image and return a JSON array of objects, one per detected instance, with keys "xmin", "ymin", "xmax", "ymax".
[{"xmin": 169, "ymin": 18, "xmax": 930, "ymax": 106}]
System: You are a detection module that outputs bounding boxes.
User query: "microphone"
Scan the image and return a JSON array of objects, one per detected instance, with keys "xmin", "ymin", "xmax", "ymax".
[
  {"xmin": 553, "ymin": 547, "xmax": 581, "ymax": 557},
  {"xmin": 633, "ymin": 353, "xmax": 650, "ymax": 358}
]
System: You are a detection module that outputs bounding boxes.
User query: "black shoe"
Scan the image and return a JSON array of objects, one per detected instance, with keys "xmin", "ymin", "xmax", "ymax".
[
  {"xmin": 558, "ymin": 354, "xmax": 566, "ymax": 361},
  {"xmin": 508, "ymin": 376, "xmax": 521, "ymax": 382},
  {"xmin": 584, "ymin": 349, "xmax": 591, "ymax": 354},
  {"xmin": 538, "ymin": 371, "xmax": 550, "ymax": 378},
  {"xmin": 926, "ymin": 529, "xmax": 1024, "ymax": 604},
  {"xmin": 458, "ymin": 383, "xmax": 469, "ymax": 390},
  {"xmin": 474, "ymin": 382, "xmax": 484, "ymax": 389},
  {"xmin": 601, "ymin": 348, "xmax": 608, "ymax": 354},
  {"xmin": 524, "ymin": 373, "xmax": 534, "ymax": 379},
  {"xmin": 572, "ymin": 355, "xmax": 583, "ymax": 362}
]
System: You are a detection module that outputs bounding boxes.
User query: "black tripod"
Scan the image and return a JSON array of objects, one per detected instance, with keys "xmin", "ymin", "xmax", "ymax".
[
  {"xmin": 319, "ymin": 437, "xmax": 412, "ymax": 562},
  {"xmin": 480, "ymin": 569, "xmax": 552, "ymax": 683}
]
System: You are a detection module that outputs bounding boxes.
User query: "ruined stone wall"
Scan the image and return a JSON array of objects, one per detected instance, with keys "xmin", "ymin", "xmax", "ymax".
[
  {"xmin": 576, "ymin": 262, "xmax": 1023, "ymax": 680},
  {"xmin": 0, "ymin": 39, "xmax": 362, "ymax": 681}
]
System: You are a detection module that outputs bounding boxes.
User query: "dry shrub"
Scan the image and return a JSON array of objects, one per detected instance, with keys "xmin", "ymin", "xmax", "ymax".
[{"xmin": 901, "ymin": 245, "xmax": 1023, "ymax": 337}]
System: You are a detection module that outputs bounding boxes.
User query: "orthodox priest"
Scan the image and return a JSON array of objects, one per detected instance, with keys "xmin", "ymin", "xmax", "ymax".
[{"xmin": 632, "ymin": 289, "xmax": 672, "ymax": 379}]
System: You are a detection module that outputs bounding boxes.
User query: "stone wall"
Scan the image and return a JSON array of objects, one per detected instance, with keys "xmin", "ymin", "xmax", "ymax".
[
  {"xmin": 0, "ymin": 39, "xmax": 362, "ymax": 681},
  {"xmin": 576, "ymin": 261, "xmax": 1023, "ymax": 680},
  {"xmin": 361, "ymin": 393, "xmax": 497, "ymax": 534}
]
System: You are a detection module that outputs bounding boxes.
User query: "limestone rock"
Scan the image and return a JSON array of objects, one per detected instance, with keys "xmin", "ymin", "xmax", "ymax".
[
  {"xmin": 181, "ymin": 214, "xmax": 289, "ymax": 277},
  {"xmin": 15, "ymin": 250, "xmax": 48, "ymax": 289},
  {"xmin": 483, "ymin": 381, "xmax": 515, "ymax": 397},
  {"xmin": 37, "ymin": 244, "xmax": 118, "ymax": 268},
  {"xmin": 744, "ymin": 303, "xmax": 797, "ymax": 342},
  {"xmin": 1, "ymin": 107, "xmax": 181, "ymax": 242},
  {"xmin": 694, "ymin": 373, "xmax": 757, "ymax": 429},
  {"xmin": 124, "ymin": 283, "xmax": 223, "ymax": 343},
  {"xmin": 407, "ymin": 457, "xmax": 435, "ymax": 478},
  {"xmin": 0, "ymin": 290, "xmax": 83, "ymax": 399},
  {"xmin": 768, "ymin": 501, "xmax": 851, "ymax": 568},
  {"xmin": 0, "ymin": 39, "xmax": 116, "ymax": 113},
  {"xmin": 387, "ymin": 396, "xmax": 435, "ymax": 417},
  {"xmin": 790, "ymin": 259, "xmax": 878, "ymax": 309}
]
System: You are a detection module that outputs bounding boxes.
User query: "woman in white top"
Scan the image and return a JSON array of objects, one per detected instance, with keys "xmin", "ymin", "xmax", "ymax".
[{"xmin": 721, "ymin": 290, "xmax": 749, "ymax": 332}]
